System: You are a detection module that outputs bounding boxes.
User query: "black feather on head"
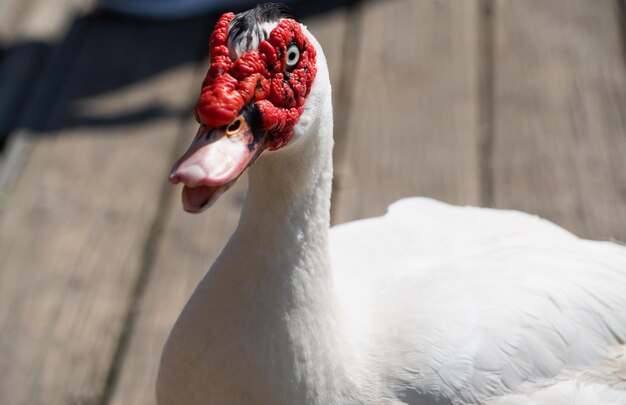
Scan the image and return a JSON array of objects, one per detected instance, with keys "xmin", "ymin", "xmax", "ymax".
[{"xmin": 228, "ymin": 3, "xmax": 298, "ymax": 57}]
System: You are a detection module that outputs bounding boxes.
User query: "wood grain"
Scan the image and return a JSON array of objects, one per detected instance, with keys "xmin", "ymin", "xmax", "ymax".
[
  {"xmin": 333, "ymin": 0, "xmax": 481, "ymax": 224},
  {"xmin": 0, "ymin": 0, "xmax": 89, "ymax": 174},
  {"xmin": 106, "ymin": 11, "xmax": 351, "ymax": 404},
  {"xmin": 492, "ymin": 0, "xmax": 626, "ymax": 241},
  {"xmin": 0, "ymin": 14, "xmax": 208, "ymax": 405}
]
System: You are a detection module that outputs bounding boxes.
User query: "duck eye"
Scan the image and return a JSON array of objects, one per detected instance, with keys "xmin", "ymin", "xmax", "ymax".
[{"xmin": 286, "ymin": 44, "xmax": 300, "ymax": 68}]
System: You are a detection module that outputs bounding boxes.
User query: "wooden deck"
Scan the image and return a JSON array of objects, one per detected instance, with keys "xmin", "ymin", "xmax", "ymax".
[{"xmin": 0, "ymin": 0, "xmax": 625, "ymax": 403}]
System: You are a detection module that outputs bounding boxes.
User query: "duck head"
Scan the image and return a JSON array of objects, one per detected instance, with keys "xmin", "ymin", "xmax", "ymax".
[{"xmin": 169, "ymin": 4, "xmax": 318, "ymax": 213}]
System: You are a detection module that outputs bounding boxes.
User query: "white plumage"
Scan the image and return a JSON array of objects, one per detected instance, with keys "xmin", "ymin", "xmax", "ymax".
[
  {"xmin": 332, "ymin": 198, "xmax": 626, "ymax": 404},
  {"xmin": 157, "ymin": 11, "xmax": 626, "ymax": 405}
]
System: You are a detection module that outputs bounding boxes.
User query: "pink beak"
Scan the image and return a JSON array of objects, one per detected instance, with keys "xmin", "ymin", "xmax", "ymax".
[{"xmin": 169, "ymin": 111, "xmax": 266, "ymax": 213}]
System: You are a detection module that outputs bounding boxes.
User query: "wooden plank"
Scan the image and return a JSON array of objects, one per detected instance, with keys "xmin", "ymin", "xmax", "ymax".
[
  {"xmin": 333, "ymin": 0, "xmax": 481, "ymax": 224},
  {"xmin": 492, "ymin": 0, "xmax": 626, "ymax": 241},
  {"xmin": 106, "ymin": 10, "xmax": 350, "ymax": 404},
  {"xmin": 0, "ymin": 13, "xmax": 209, "ymax": 405},
  {"xmin": 0, "ymin": 0, "xmax": 90, "ymax": 194},
  {"xmin": 0, "ymin": 0, "xmax": 89, "ymax": 136}
]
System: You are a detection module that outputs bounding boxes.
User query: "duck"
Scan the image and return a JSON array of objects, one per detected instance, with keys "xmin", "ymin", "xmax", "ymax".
[{"xmin": 157, "ymin": 4, "xmax": 626, "ymax": 404}]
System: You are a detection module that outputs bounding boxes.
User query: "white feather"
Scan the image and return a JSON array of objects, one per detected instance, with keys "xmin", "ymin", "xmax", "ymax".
[{"xmin": 331, "ymin": 198, "xmax": 626, "ymax": 403}]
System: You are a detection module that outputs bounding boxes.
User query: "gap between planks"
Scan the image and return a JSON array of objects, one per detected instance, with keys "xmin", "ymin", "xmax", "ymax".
[
  {"xmin": 478, "ymin": 0, "xmax": 495, "ymax": 207},
  {"xmin": 329, "ymin": 0, "xmax": 364, "ymax": 224},
  {"xmin": 618, "ymin": 0, "xmax": 626, "ymax": 71}
]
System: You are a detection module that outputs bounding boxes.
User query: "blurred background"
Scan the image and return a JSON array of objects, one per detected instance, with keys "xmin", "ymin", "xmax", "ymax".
[{"xmin": 0, "ymin": 0, "xmax": 625, "ymax": 403}]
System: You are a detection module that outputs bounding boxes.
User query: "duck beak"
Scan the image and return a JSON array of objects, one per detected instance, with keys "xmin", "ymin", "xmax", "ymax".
[{"xmin": 169, "ymin": 106, "xmax": 267, "ymax": 213}]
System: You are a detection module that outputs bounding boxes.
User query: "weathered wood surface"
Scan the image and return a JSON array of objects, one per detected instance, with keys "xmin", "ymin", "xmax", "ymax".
[
  {"xmin": 0, "ymin": 0, "xmax": 88, "ymax": 139},
  {"xmin": 107, "ymin": 9, "xmax": 351, "ymax": 404},
  {"xmin": 0, "ymin": 0, "xmax": 625, "ymax": 404},
  {"xmin": 0, "ymin": 0, "xmax": 88, "ymax": 192},
  {"xmin": 333, "ymin": 0, "xmax": 481, "ymax": 224},
  {"xmin": 0, "ymin": 12, "xmax": 210, "ymax": 405},
  {"xmin": 492, "ymin": 0, "xmax": 626, "ymax": 241}
]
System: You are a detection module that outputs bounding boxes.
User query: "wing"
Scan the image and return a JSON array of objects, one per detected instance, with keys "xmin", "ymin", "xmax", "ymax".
[
  {"xmin": 486, "ymin": 345, "xmax": 626, "ymax": 404},
  {"xmin": 329, "ymin": 198, "xmax": 626, "ymax": 404}
]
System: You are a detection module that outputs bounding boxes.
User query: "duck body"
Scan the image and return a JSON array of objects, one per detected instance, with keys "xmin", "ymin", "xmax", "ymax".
[
  {"xmin": 158, "ymin": 197, "xmax": 626, "ymax": 405},
  {"xmin": 330, "ymin": 198, "xmax": 626, "ymax": 404},
  {"xmin": 157, "ymin": 5, "xmax": 626, "ymax": 404}
]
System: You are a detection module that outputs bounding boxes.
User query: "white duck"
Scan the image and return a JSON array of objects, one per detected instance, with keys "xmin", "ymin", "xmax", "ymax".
[{"xmin": 157, "ymin": 4, "xmax": 626, "ymax": 405}]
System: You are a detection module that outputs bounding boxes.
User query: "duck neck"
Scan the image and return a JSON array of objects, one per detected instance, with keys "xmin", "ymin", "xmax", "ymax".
[
  {"xmin": 239, "ymin": 134, "xmax": 333, "ymax": 289},
  {"xmin": 222, "ymin": 115, "xmax": 354, "ymax": 401},
  {"xmin": 239, "ymin": 129, "xmax": 336, "ymax": 323}
]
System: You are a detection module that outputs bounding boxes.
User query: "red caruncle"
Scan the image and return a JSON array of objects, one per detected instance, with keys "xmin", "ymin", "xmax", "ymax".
[{"xmin": 195, "ymin": 12, "xmax": 317, "ymax": 151}]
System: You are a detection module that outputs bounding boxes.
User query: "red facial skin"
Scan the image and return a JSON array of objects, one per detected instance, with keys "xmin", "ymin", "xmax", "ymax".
[{"xmin": 195, "ymin": 13, "xmax": 317, "ymax": 150}]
